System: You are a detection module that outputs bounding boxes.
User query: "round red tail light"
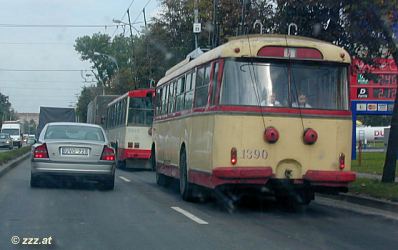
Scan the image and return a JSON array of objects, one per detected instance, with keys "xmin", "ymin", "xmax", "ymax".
[
  {"xmin": 264, "ymin": 127, "xmax": 279, "ymax": 143},
  {"xmin": 303, "ymin": 128, "xmax": 318, "ymax": 145}
]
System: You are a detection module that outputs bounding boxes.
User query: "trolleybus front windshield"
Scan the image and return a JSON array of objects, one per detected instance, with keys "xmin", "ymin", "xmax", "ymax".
[{"xmin": 220, "ymin": 59, "xmax": 349, "ymax": 110}]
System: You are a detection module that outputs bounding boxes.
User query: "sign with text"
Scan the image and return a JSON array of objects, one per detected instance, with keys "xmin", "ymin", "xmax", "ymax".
[{"xmin": 350, "ymin": 58, "xmax": 398, "ymax": 101}]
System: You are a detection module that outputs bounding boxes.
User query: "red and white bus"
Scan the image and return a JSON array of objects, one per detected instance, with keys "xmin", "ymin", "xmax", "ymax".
[{"xmin": 106, "ymin": 89, "xmax": 154, "ymax": 169}]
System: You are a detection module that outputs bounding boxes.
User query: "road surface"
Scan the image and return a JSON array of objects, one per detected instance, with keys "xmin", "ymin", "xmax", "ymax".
[{"xmin": 0, "ymin": 158, "xmax": 397, "ymax": 249}]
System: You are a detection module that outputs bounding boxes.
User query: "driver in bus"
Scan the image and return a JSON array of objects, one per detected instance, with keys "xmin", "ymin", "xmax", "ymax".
[{"xmin": 292, "ymin": 93, "xmax": 312, "ymax": 108}]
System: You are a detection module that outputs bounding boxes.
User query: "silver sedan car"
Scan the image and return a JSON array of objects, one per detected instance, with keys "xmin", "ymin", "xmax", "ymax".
[{"xmin": 31, "ymin": 122, "xmax": 116, "ymax": 190}]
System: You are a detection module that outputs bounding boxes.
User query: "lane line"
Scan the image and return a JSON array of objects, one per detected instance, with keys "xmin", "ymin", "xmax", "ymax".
[
  {"xmin": 171, "ymin": 206, "xmax": 209, "ymax": 225},
  {"xmin": 119, "ymin": 176, "xmax": 131, "ymax": 182}
]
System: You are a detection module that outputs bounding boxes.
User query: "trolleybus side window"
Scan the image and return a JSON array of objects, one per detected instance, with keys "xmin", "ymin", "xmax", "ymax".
[
  {"xmin": 121, "ymin": 98, "xmax": 127, "ymax": 125},
  {"xmin": 168, "ymin": 81, "xmax": 176, "ymax": 114},
  {"xmin": 161, "ymin": 84, "xmax": 168, "ymax": 115},
  {"xmin": 156, "ymin": 88, "xmax": 162, "ymax": 115},
  {"xmin": 210, "ymin": 62, "xmax": 220, "ymax": 105},
  {"xmin": 194, "ymin": 64, "xmax": 211, "ymax": 108},
  {"xmin": 184, "ymin": 71, "xmax": 195, "ymax": 110},
  {"xmin": 176, "ymin": 76, "xmax": 186, "ymax": 112}
]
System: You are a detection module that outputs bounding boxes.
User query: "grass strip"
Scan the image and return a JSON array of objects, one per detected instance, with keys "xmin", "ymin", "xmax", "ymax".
[
  {"xmin": 351, "ymin": 152, "xmax": 398, "ymax": 175},
  {"xmin": 0, "ymin": 146, "xmax": 30, "ymax": 165},
  {"xmin": 349, "ymin": 178, "xmax": 398, "ymax": 202}
]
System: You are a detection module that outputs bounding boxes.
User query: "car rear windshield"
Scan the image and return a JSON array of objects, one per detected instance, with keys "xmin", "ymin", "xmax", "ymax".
[{"xmin": 44, "ymin": 125, "xmax": 105, "ymax": 141}]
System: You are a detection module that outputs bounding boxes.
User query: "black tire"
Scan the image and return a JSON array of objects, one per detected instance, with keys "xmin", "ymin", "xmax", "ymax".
[
  {"xmin": 179, "ymin": 148, "xmax": 195, "ymax": 201},
  {"xmin": 150, "ymin": 146, "xmax": 156, "ymax": 172},
  {"xmin": 102, "ymin": 175, "xmax": 115, "ymax": 190},
  {"xmin": 18, "ymin": 142, "xmax": 22, "ymax": 148},
  {"xmin": 117, "ymin": 159, "xmax": 126, "ymax": 169},
  {"xmin": 152, "ymin": 145, "xmax": 168, "ymax": 186},
  {"xmin": 30, "ymin": 174, "xmax": 40, "ymax": 188}
]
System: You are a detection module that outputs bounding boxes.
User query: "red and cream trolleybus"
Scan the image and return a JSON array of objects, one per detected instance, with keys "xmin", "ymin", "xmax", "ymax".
[
  {"xmin": 151, "ymin": 34, "xmax": 356, "ymax": 205},
  {"xmin": 106, "ymin": 89, "xmax": 154, "ymax": 169}
]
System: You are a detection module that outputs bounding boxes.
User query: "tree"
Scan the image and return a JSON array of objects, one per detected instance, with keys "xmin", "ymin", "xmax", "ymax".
[
  {"xmin": 0, "ymin": 92, "xmax": 16, "ymax": 122},
  {"xmin": 75, "ymin": 86, "xmax": 101, "ymax": 123}
]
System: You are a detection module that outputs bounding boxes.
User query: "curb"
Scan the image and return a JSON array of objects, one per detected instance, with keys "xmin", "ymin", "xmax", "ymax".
[
  {"xmin": 318, "ymin": 193, "xmax": 398, "ymax": 214},
  {"xmin": 0, "ymin": 152, "xmax": 31, "ymax": 178}
]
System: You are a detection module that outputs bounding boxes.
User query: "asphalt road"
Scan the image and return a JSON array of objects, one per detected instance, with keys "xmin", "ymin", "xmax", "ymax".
[{"xmin": 0, "ymin": 159, "xmax": 397, "ymax": 250}]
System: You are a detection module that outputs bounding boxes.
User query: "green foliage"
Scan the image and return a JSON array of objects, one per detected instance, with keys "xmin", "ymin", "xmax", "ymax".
[
  {"xmin": 350, "ymin": 178, "xmax": 398, "ymax": 201},
  {"xmin": 357, "ymin": 115, "xmax": 391, "ymax": 126},
  {"xmin": 0, "ymin": 92, "xmax": 17, "ymax": 123},
  {"xmin": 352, "ymin": 152, "xmax": 398, "ymax": 175},
  {"xmin": 0, "ymin": 146, "xmax": 30, "ymax": 165},
  {"xmin": 22, "ymin": 119, "xmax": 37, "ymax": 135},
  {"xmin": 75, "ymin": 86, "xmax": 101, "ymax": 123}
]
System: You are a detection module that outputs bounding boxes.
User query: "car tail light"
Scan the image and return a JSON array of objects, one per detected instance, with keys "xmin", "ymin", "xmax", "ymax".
[
  {"xmin": 339, "ymin": 153, "xmax": 345, "ymax": 170},
  {"xmin": 264, "ymin": 127, "xmax": 279, "ymax": 143},
  {"xmin": 231, "ymin": 147, "xmax": 237, "ymax": 165},
  {"xmin": 303, "ymin": 128, "xmax": 318, "ymax": 145},
  {"xmin": 101, "ymin": 146, "xmax": 115, "ymax": 161},
  {"xmin": 34, "ymin": 144, "xmax": 48, "ymax": 159}
]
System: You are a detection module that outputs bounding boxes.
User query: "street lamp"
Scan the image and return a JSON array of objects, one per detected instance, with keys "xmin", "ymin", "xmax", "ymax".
[
  {"xmin": 93, "ymin": 52, "xmax": 119, "ymax": 95},
  {"xmin": 112, "ymin": 19, "xmax": 141, "ymax": 34}
]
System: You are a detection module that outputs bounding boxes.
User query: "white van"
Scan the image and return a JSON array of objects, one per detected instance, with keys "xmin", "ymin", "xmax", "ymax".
[{"xmin": 1, "ymin": 122, "xmax": 22, "ymax": 148}]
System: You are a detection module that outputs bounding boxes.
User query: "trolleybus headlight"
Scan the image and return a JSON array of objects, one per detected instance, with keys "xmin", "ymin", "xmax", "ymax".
[
  {"xmin": 264, "ymin": 127, "xmax": 279, "ymax": 143},
  {"xmin": 303, "ymin": 128, "xmax": 318, "ymax": 145},
  {"xmin": 231, "ymin": 147, "xmax": 237, "ymax": 165},
  {"xmin": 339, "ymin": 153, "xmax": 345, "ymax": 170}
]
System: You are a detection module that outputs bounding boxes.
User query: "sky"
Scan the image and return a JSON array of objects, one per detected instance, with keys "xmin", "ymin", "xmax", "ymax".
[{"xmin": 0, "ymin": 0, "xmax": 160, "ymax": 113}]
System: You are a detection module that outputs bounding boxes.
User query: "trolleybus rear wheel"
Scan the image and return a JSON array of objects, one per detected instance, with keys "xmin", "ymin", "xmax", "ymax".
[
  {"xmin": 179, "ymin": 148, "xmax": 195, "ymax": 201},
  {"xmin": 153, "ymin": 147, "xmax": 168, "ymax": 186}
]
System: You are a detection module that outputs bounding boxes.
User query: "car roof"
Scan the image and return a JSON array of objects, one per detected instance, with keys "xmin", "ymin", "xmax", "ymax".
[{"xmin": 46, "ymin": 122, "xmax": 102, "ymax": 129}]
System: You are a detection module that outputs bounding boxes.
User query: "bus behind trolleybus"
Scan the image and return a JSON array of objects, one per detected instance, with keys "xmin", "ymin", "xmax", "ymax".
[
  {"xmin": 106, "ymin": 89, "xmax": 154, "ymax": 169},
  {"xmin": 151, "ymin": 34, "xmax": 356, "ymax": 205}
]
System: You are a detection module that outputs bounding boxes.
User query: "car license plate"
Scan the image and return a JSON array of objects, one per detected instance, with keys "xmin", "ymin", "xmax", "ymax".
[{"xmin": 61, "ymin": 147, "xmax": 89, "ymax": 156}]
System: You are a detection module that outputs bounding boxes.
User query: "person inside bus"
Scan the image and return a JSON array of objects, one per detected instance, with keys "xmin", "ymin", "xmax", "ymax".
[
  {"xmin": 260, "ymin": 93, "xmax": 281, "ymax": 106},
  {"xmin": 292, "ymin": 93, "xmax": 312, "ymax": 108}
]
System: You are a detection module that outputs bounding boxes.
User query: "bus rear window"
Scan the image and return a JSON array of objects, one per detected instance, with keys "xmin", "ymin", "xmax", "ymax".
[
  {"xmin": 219, "ymin": 59, "xmax": 348, "ymax": 110},
  {"xmin": 128, "ymin": 97, "xmax": 154, "ymax": 126}
]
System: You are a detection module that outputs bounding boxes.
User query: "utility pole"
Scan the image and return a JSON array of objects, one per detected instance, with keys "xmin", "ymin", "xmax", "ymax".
[
  {"xmin": 143, "ymin": 8, "xmax": 147, "ymax": 27},
  {"xmin": 193, "ymin": 0, "xmax": 200, "ymax": 49},
  {"xmin": 240, "ymin": 0, "xmax": 247, "ymax": 35},
  {"xmin": 143, "ymin": 7, "xmax": 152, "ymax": 88},
  {"xmin": 212, "ymin": 0, "xmax": 218, "ymax": 48},
  {"xmin": 127, "ymin": 9, "xmax": 135, "ymax": 81}
]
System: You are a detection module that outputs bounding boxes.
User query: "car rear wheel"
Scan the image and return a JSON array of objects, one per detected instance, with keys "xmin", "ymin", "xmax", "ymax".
[
  {"xmin": 30, "ymin": 174, "xmax": 41, "ymax": 188},
  {"xmin": 102, "ymin": 175, "xmax": 115, "ymax": 190}
]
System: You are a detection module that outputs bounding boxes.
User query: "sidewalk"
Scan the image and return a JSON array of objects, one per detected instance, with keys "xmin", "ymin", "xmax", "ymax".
[{"xmin": 356, "ymin": 172, "xmax": 398, "ymax": 182}]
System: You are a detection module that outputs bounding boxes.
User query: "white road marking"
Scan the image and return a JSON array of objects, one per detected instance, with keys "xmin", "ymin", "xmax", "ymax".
[
  {"xmin": 171, "ymin": 206, "xmax": 209, "ymax": 225},
  {"xmin": 119, "ymin": 176, "xmax": 131, "ymax": 183}
]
